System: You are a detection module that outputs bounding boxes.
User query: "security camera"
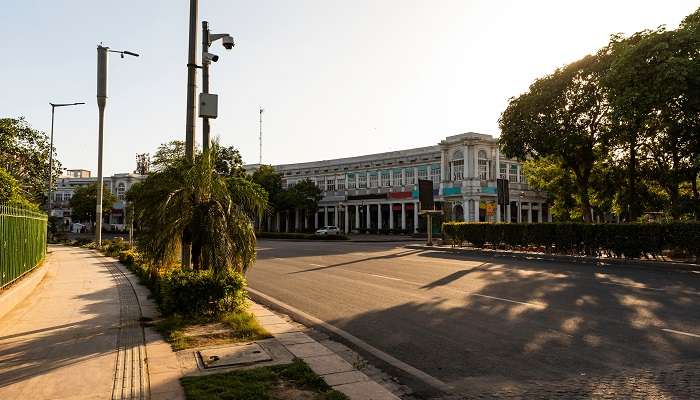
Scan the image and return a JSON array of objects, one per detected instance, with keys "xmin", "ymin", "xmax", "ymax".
[
  {"xmin": 203, "ymin": 52, "xmax": 219, "ymax": 62},
  {"xmin": 222, "ymin": 35, "xmax": 235, "ymax": 50}
]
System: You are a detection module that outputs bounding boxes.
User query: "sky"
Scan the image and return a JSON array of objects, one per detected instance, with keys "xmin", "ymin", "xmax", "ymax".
[{"xmin": 1, "ymin": 1, "xmax": 697, "ymax": 175}]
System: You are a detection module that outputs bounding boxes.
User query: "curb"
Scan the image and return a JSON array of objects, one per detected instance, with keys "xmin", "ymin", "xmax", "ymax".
[
  {"xmin": 0, "ymin": 252, "xmax": 50, "ymax": 321},
  {"xmin": 405, "ymin": 244, "xmax": 700, "ymax": 273},
  {"xmin": 247, "ymin": 291, "xmax": 402, "ymax": 400}
]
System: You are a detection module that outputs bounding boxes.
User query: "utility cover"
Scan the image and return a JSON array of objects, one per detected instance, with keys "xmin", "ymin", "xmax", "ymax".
[{"xmin": 198, "ymin": 343, "xmax": 271, "ymax": 369}]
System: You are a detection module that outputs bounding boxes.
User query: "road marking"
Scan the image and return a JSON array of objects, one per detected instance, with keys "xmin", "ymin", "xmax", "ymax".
[
  {"xmin": 600, "ymin": 281, "xmax": 665, "ymax": 291},
  {"xmin": 662, "ymin": 328, "xmax": 700, "ymax": 339},
  {"xmin": 248, "ymin": 287, "xmax": 453, "ymax": 393},
  {"xmin": 367, "ymin": 273, "xmax": 404, "ymax": 282},
  {"xmin": 309, "ymin": 263, "xmax": 325, "ymax": 268},
  {"xmin": 471, "ymin": 293, "xmax": 547, "ymax": 309}
]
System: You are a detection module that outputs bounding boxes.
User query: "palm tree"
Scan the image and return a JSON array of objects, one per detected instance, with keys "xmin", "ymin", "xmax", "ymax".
[{"xmin": 129, "ymin": 143, "xmax": 267, "ymax": 274}]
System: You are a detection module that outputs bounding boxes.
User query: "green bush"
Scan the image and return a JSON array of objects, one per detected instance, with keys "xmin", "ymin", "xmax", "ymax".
[
  {"xmin": 118, "ymin": 249, "xmax": 140, "ymax": 266},
  {"xmin": 101, "ymin": 239, "xmax": 131, "ymax": 257},
  {"xmin": 443, "ymin": 222, "xmax": 700, "ymax": 259},
  {"xmin": 159, "ymin": 269, "xmax": 248, "ymax": 317}
]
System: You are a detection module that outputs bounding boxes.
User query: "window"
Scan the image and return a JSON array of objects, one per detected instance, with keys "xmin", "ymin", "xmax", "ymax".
[
  {"xmin": 417, "ymin": 167, "xmax": 428, "ymax": 181},
  {"xmin": 326, "ymin": 177, "xmax": 335, "ymax": 191},
  {"xmin": 117, "ymin": 182, "xmax": 126, "ymax": 201},
  {"xmin": 478, "ymin": 150, "xmax": 488, "ymax": 180},
  {"xmin": 369, "ymin": 173, "xmax": 378, "ymax": 188},
  {"xmin": 337, "ymin": 176, "xmax": 345, "ymax": 190},
  {"xmin": 509, "ymin": 164, "xmax": 518, "ymax": 183},
  {"xmin": 451, "ymin": 150, "xmax": 464, "ymax": 181},
  {"xmin": 54, "ymin": 193, "xmax": 62, "ymax": 203},
  {"xmin": 392, "ymin": 170, "xmax": 403, "ymax": 186},
  {"xmin": 347, "ymin": 174, "xmax": 355, "ymax": 189},
  {"xmin": 358, "ymin": 173, "xmax": 367, "ymax": 189},
  {"xmin": 430, "ymin": 165, "xmax": 440, "ymax": 182},
  {"xmin": 381, "ymin": 170, "xmax": 390, "ymax": 187},
  {"xmin": 316, "ymin": 177, "xmax": 325, "ymax": 190},
  {"xmin": 405, "ymin": 168, "xmax": 415, "ymax": 185},
  {"xmin": 499, "ymin": 162, "xmax": 507, "ymax": 179}
]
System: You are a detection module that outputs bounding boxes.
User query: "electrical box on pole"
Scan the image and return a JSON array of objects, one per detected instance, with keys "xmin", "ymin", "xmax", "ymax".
[{"xmin": 198, "ymin": 93, "xmax": 218, "ymax": 118}]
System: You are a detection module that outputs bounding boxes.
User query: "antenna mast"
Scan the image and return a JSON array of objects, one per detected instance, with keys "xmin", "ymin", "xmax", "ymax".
[{"xmin": 259, "ymin": 106, "xmax": 264, "ymax": 164}]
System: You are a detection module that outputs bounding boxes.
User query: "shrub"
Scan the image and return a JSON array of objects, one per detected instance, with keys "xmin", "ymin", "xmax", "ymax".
[
  {"xmin": 159, "ymin": 269, "xmax": 248, "ymax": 317},
  {"xmin": 442, "ymin": 222, "xmax": 700, "ymax": 259},
  {"xmin": 118, "ymin": 249, "xmax": 140, "ymax": 266},
  {"xmin": 101, "ymin": 238, "xmax": 131, "ymax": 257}
]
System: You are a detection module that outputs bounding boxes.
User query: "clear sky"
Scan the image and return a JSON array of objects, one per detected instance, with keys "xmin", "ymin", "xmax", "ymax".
[{"xmin": 1, "ymin": 1, "xmax": 697, "ymax": 175}]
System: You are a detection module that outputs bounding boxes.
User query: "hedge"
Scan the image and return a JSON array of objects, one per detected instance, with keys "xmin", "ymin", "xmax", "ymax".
[{"xmin": 442, "ymin": 222, "xmax": 700, "ymax": 259}]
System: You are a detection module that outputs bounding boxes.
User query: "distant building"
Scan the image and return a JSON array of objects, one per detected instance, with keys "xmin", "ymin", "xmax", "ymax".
[
  {"xmin": 50, "ymin": 170, "xmax": 146, "ymax": 231},
  {"xmin": 245, "ymin": 132, "xmax": 549, "ymax": 234}
]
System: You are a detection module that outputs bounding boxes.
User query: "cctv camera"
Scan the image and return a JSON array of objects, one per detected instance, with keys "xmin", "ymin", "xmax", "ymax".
[
  {"xmin": 203, "ymin": 52, "xmax": 219, "ymax": 62},
  {"xmin": 222, "ymin": 35, "xmax": 235, "ymax": 50}
]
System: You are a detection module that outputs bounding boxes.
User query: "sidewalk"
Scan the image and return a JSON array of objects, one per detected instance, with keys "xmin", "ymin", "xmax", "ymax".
[{"xmin": 0, "ymin": 245, "xmax": 184, "ymax": 400}]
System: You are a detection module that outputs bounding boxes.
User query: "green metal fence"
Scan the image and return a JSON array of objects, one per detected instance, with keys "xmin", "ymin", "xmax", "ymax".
[{"xmin": 0, "ymin": 204, "xmax": 47, "ymax": 289}]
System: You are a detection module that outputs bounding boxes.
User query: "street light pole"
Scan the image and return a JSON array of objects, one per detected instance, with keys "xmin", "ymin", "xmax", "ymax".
[
  {"xmin": 185, "ymin": 0, "xmax": 199, "ymax": 161},
  {"xmin": 95, "ymin": 45, "xmax": 138, "ymax": 246},
  {"xmin": 201, "ymin": 20, "xmax": 211, "ymax": 152},
  {"xmin": 47, "ymin": 102, "xmax": 84, "ymax": 212}
]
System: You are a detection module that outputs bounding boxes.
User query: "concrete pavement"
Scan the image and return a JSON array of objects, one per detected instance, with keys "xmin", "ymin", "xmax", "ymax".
[
  {"xmin": 0, "ymin": 245, "xmax": 184, "ymax": 400},
  {"xmin": 248, "ymin": 240, "xmax": 700, "ymax": 399}
]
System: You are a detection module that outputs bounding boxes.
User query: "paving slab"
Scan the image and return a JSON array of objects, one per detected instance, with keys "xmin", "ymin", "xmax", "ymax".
[
  {"xmin": 334, "ymin": 380, "xmax": 402, "ymax": 400},
  {"xmin": 322, "ymin": 370, "xmax": 371, "ymax": 386},
  {"xmin": 303, "ymin": 354, "xmax": 356, "ymax": 375},
  {"xmin": 285, "ymin": 341, "xmax": 335, "ymax": 358}
]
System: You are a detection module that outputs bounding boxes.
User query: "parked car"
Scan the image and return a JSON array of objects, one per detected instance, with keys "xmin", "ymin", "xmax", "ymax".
[{"xmin": 315, "ymin": 226, "xmax": 340, "ymax": 236}]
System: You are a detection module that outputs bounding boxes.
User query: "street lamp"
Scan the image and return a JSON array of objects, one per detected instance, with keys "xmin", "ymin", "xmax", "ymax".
[
  {"xmin": 47, "ymin": 102, "xmax": 84, "ymax": 212},
  {"xmin": 95, "ymin": 45, "xmax": 138, "ymax": 246},
  {"xmin": 200, "ymin": 20, "xmax": 234, "ymax": 151}
]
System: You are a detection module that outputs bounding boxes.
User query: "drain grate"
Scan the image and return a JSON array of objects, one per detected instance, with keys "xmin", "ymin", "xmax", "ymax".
[{"xmin": 198, "ymin": 343, "xmax": 272, "ymax": 369}]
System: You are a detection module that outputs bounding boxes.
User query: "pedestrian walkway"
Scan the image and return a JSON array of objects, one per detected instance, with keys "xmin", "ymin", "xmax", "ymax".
[{"xmin": 0, "ymin": 245, "xmax": 184, "ymax": 400}]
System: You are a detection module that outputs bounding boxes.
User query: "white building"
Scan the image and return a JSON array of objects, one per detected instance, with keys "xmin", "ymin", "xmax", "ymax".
[
  {"xmin": 246, "ymin": 132, "xmax": 550, "ymax": 234},
  {"xmin": 51, "ymin": 169, "xmax": 146, "ymax": 231}
]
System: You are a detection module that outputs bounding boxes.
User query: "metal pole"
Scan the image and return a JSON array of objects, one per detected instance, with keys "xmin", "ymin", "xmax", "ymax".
[
  {"xmin": 182, "ymin": 0, "xmax": 198, "ymax": 268},
  {"xmin": 96, "ymin": 45, "xmax": 108, "ymax": 247},
  {"xmin": 427, "ymin": 213, "xmax": 433, "ymax": 246},
  {"xmin": 185, "ymin": 0, "xmax": 198, "ymax": 161},
  {"xmin": 259, "ymin": 107, "xmax": 263, "ymax": 164},
  {"xmin": 47, "ymin": 105, "xmax": 55, "ymax": 212},
  {"xmin": 202, "ymin": 20, "xmax": 210, "ymax": 152}
]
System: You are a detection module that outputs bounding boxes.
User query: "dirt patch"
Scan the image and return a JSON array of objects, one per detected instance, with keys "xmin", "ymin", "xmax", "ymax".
[{"xmin": 269, "ymin": 381, "xmax": 317, "ymax": 400}]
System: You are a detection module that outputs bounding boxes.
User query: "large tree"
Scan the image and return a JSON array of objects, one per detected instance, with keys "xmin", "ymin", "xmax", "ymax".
[
  {"xmin": 0, "ymin": 117, "xmax": 61, "ymax": 205},
  {"xmin": 69, "ymin": 183, "xmax": 116, "ymax": 223},
  {"xmin": 130, "ymin": 144, "xmax": 267, "ymax": 273},
  {"xmin": 151, "ymin": 139, "xmax": 246, "ymax": 177},
  {"xmin": 0, "ymin": 167, "xmax": 40, "ymax": 210},
  {"xmin": 499, "ymin": 53, "xmax": 612, "ymax": 222}
]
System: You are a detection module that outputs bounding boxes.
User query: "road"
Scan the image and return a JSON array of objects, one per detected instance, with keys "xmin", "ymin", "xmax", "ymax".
[{"xmin": 247, "ymin": 240, "xmax": 700, "ymax": 399}]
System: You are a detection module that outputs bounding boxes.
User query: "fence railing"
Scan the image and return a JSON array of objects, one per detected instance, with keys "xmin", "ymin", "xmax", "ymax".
[{"xmin": 0, "ymin": 205, "xmax": 47, "ymax": 289}]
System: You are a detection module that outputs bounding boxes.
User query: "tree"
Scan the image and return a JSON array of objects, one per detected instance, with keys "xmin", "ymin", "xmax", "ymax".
[
  {"xmin": 130, "ymin": 143, "xmax": 267, "ymax": 273},
  {"xmin": 0, "ymin": 117, "xmax": 61, "ymax": 205},
  {"xmin": 69, "ymin": 183, "xmax": 116, "ymax": 223},
  {"xmin": 499, "ymin": 53, "xmax": 612, "ymax": 222},
  {"xmin": 0, "ymin": 167, "xmax": 40, "ymax": 211}
]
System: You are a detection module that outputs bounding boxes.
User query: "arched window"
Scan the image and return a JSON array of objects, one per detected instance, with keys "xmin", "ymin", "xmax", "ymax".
[
  {"xmin": 117, "ymin": 182, "xmax": 126, "ymax": 201},
  {"xmin": 478, "ymin": 150, "xmax": 488, "ymax": 180},
  {"xmin": 450, "ymin": 150, "xmax": 464, "ymax": 181}
]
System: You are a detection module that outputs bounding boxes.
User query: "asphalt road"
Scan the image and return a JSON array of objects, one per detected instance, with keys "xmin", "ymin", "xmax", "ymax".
[{"xmin": 247, "ymin": 240, "xmax": 700, "ymax": 398}]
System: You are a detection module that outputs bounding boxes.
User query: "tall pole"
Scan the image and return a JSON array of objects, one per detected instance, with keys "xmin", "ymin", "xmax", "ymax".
[
  {"xmin": 202, "ymin": 21, "xmax": 211, "ymax": 152},
  {"xmin": 259, "ymin": 107, "xmax": 263, "ymax": 164},
  {"xmin": 185, "ymin": 0, "xmax": 199, "ymax": 161},
  {"xmin": 96, "ymin": 45, "xmax": 108, "ymax": 246},
  {"xmin": 182, "ymin": 0, "xmax": 198, "ymax": 268},
  {"xmin": 47, "ymin": 106, "xmax": 55, "ymax": 212}
]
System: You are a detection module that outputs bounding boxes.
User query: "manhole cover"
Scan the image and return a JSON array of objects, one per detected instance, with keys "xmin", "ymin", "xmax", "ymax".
[{"xmin": 198, "ymin": 343, "xmax": 272, "ymax": 369}]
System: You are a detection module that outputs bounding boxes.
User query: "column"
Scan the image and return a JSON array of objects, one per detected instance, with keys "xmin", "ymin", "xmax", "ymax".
[
  {"xmin": 496, "ymin": 203, "xmax": 501, "ymax": 222},
  {"xmin": 285, "ymin": 213, "xmax": 290, "ymax": 232},
  {"xmin": 335, "ymin": 205, "xmax": 340, "ymax": 226},
  {"xmin": 463, "ymin": 200, "xmax": 469, "ymax": 222},
  {"xmin": 401, "ymin": 203, "xmax": 406, "ymax": 230},
  {"xmin": 506, "ymin": 202, "xmax": 512, "ymax": 223},
  {"xmin": 401, "ymin": 169, "xmax": 405, "ymax": 187},
  {"xmin": 354, "ymin": 205, "xmax": 360, "ymax": 230},
  {"xmin": 517, "ymin": 201, "xmax": 522, "ymax": 223},
  {"xmin": 516, "ymin": 164, "xmax": 521, "ymax": 183},
  {"xmin": 344, "ymin": 206, "xmax": 349, "ymax": 233},
  {"xmin": 295, "ymin": 208, "xmax": 300, "ymax": 231},
  {"xmin": 324, "ymin": 206, "xmax": 328, "ymax": 227},
  {"xmin": 413, "ymin": 202, "xmax": 419, "ymax": 233},
  {"xmin": 440, "ymin": 148, "xmax": 447, "ymax": 181},
  {"xmin": 314, "ymin": 210, "xmax": 319, "ymax": 229},
  {"xmin": 276, "ymin": 212, "xmax": 281, "ymax": 232},
  {"xmin": 537, "ymin": 202, "xmax": 543, "ymax": 223},
  {"xmin": 463, "ymin": 144, "xmax": 469, "ymax": 179},
  {"xmin": 366, "ymin": 204, "xmax": 371, "ymax": 229},
  {"xmin": 548, "ymin": 206, "xmax": 553, "ymax": 222},
  {"xmin": 496, "ymin": 148, "xmax": 501, "ymax": 179},
  {"xmin": 389, "ymin": 203, "xmax": 394, "ymax": 230},
  {"xmin": 527, "ymin": 204, "xmax": 532, "ymax": 223},
  {"xmin": 377, "ymin": 203, "xmax": 382, "ymax": 230}
]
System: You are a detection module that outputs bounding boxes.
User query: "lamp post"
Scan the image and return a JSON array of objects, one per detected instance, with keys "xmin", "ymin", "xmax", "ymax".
[
  {"xmin": 47, "ymin": 102, "xmax": 84, "ymax": 212},
  {"xmin": 96, "ymin": 45, "xmax": 138, "ymax": 246}
]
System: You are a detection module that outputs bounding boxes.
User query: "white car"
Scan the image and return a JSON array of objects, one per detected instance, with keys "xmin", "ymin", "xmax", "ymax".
[{"xmin": 315, "ymin": 226, "xmax": 340, "ymax": 236}]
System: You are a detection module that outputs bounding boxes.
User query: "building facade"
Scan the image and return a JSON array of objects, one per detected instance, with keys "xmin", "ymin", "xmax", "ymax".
[
  {"xmin": 247, "ymin": 132, "xmax": 550, "ymax": 234},
  {"xmin": 50, "ymin": 169, "xmax": 146, "ymax": 231}
]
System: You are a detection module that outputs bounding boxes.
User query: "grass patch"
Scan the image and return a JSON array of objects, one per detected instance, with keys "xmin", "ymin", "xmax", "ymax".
[
  {"xmin": 156, "ymin": 309, "xmax": 271, "ymax": 351},
  {"xmin": 181, "ymin": 358, "xmax": 348, "ymax": 400}
]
